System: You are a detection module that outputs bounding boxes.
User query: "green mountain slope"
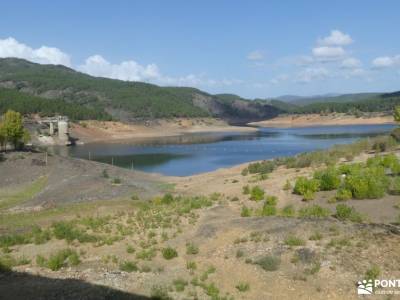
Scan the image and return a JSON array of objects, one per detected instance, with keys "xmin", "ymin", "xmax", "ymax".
[{"xmin": 0, "ymin": 58, "xmax": 281, "ymax": 123}]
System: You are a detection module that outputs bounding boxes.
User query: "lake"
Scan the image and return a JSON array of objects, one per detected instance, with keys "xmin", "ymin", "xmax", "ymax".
[{"xmin": 53, "ymin": 124, "xmax": 396, "ymax": 176}]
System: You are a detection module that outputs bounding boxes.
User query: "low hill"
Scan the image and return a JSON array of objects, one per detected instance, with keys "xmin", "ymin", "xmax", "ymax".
[
  {"xmin": 282, "ymin": 93, "xmax": 381, "ymax": 106},
  {"xmin": 0, "ymin": 58, "xmax": 281, "ymax": 123}
]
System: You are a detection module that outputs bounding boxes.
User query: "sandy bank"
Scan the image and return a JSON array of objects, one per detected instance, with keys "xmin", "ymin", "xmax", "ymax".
[
  {"xmin": 70, "ymin": 118, "xmax": 257, "ymax": 144},
  {"xmin": 250, "ymin": 113, "xmax": 395, "ymax": 128}
]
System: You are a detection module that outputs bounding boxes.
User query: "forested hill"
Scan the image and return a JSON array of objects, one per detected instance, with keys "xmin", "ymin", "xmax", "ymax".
[{"xmin": 0, "ymin": 58, "xmax": 282, "ymax": 123}]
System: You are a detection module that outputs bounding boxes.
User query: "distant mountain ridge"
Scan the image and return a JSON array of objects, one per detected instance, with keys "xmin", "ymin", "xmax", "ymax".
[{"xmin": 0, "ymin": 58, "xmax": 282, "ymax": 124}]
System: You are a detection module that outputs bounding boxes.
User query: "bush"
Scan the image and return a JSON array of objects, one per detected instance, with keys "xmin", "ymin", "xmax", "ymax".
[
  {"xmin": 293, "ymin": 177, "xmax": 320, "ymax": 200},
  {"xmin": 335, "ymin": 188, "xmax": 352, "ymax": 201},
  {"xmin": 261, "ymin": 204, "xmax": 276, "ymax": 216},
  {"xmin": 242, "ymin": 185, "xmax": 250, "ymax": 195},
  {"xmin": 119, "ymin": 260, "xmax": 138, "ymax": 272},
  {"xmin": 150, "ymin": 285, "xmax": 171, "ymax": 300},
  {"xmin": 344, "ymin": 166, "xmax": 389, "ymax": 199},
  {"xmin": 247, "ymin": 160, "xmax": 276, "ymax": 174},
  {"xmin": 186, "ymin": 243, "xmax": 199, "ymax": 255},
  {"xmin": 173, "ymin": 278, "xmax": 188, "ymax": 292},
  {"xmin": 162, "ymin": 247, "xmax": 178, "ymax": 260},
  {"xmin": 388, "ymin": 177, "xmax": 400, "ymax": 195},
  {"xmin": 236, "ymin": 282, "xmax": 250, "ymax": 292},
  {"xmin": 265, "ymin": 195, "xmax": 278, "ymax": 206},
  {"xmin": 391, "ymin": 127, "xmax": 400, "ymax": 142},
  {"xmin": 250, "ymin": 186, "xmax": 265, "ymax": 201},
  {"xmin": 314, "ymin": 167, "xmax": 341, "ymax": 191},
  {"xmin": 283, "ymin": 180, "xmax": 292, "ymax": 191},
  {"xmin": 52, "ymin": 221, "xmax": 97, "ymax": 243},
  {"xmin": 255, "ymin": 255, "xmax": 281, "ymax": 271},
  {"xmin": 161, "ymin": 193, "xmax": 174, "ymax": 205},
  {"xmin": 365, "ymin": 265, "xmax": 381, "ymax": 281},
  {"xmin": 240, "ymin": 206, "xmax": 251, "ymax": 217},
  {"xmin": 280, "ymin": 205, "xmax": 295, "ymax": 217},
  {"xmin": 298, "ymin": 205, "xmax": 330, "ymax": 218},
  {"xmin": 45, "ymin": 249, "xmax": 80, "ymax": 271},
  {"xmin": 335, "ymin": 204, "xmax": 364, "ymax": 223},
  {"xmin": 284, "ymin": 235, "xmax": 306, "ymax": 247}
]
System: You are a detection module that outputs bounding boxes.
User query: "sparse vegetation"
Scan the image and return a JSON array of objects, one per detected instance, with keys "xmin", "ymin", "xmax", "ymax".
[
  {"xmin": 162, "ymin": 247, "xmax": 178, "ymax": 260},
  {"xmin": 255, "ymin": 255, "xmax": 281, "ymax": 271}
]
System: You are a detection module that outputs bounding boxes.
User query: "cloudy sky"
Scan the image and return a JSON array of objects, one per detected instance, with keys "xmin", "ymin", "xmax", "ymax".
[{"xmin": 1, "ymin": 0, "xmax": 399, "ymax": 98}]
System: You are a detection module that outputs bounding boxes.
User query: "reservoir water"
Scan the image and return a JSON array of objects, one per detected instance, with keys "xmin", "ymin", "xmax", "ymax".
[{"xmin": 54, "ymin": 124, "xmax": 396, "ymax": 176}]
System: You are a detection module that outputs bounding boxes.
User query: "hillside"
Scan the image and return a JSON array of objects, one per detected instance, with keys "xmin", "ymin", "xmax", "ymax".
[
  {"xmin": 0, "ymin": 58, "xmax": 281, "ymax": 123},
  {"xmin": 282, "ymin": 93, "xmax": 381, "ymax": 106}
]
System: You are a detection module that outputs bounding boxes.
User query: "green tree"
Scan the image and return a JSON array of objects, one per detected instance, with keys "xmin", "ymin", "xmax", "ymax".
[
  {"xmin": 0, "ymin": 122, "xmax": 6, "ymax": 151},
  {"xmin": 395, "ymin": 106, "xmax": 400, "ymax": 123},
  {"xmin": 1, "ymin": 110, "xmax": 25, "ymax": 150}
]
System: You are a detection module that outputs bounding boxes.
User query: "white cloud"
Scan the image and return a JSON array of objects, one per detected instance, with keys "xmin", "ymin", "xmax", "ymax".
[
  {"xmin": 0, "ymin": 37, "xmax": 71, "ymax": 66},
  {"xmin": 270, "ymin": 74, "xmax": 289, "ymax": 85},
  {"xmin": 372, "ymin": 55, "xmax": 400, "ymax": 68},
  {"xmin": 312, "ymin": 46, "xmax": 346, "ymax": 61},
  {"xmin": 78, "ymin": 55, "xmax": 160, "ymax": 81},
  {"xmin": 295, "ymin": 67, "xmax": 329, "ymax": 83},
  {"xmin": 247, "ymin": 50, "xmax": 264, "ymax": 61},
  {"xmin": 341, "ymin": 57, "xmax": 362, "ymax": 69},
  {"xmin": 318, "ymin": 30, "xmax": 353, "ymax": 46}
]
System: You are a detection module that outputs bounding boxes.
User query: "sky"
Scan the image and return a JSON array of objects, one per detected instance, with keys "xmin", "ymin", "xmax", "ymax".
[{"xmin": 0, "ymin": 0, "xmax": 399, "ymax": 98}]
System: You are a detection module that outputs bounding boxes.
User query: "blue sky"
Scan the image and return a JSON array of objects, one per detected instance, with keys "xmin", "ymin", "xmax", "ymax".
[{"xmin": 0, "ymin": 0, "xmax": 399, "ymax": 98}]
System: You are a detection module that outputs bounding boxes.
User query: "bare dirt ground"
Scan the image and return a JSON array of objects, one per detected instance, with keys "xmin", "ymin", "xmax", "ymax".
[
  {"xmin": 70, "ymin": 118, "xmax": 257, "ymax": 144},
  {"xmin": 0, "ymin": 151, "xmax": 168, "ymax": 212},
  {"xmin": 1, "ymin": 148, "xmax": 400, "ymax": 299},
  {"xmin": 250, "ymin": 113, "xmax": 395, "ymax": 128}
]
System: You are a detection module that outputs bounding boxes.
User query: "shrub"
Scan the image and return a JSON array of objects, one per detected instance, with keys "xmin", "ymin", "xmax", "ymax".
[
  {"xmin": 162, "ymin": 247, "xmax": 178, "ymax": 260},
  {"xmin": 365, "ymin": 265, "xmax": 381, "ymax": 281},
  {"xmin": 150, "ymin": 285, "xmax": 171, "ymax": 300},
  {"xmin": 250, "ymin": 186, "xmax": 265, "ymax": 201},
  {"xmin": 335, "ymin": 188, "xmax": 352, "ymax": 201},
  {"xmin": 309, "ymin": 232, "xmax": 323, "ymax": 241},
  {"xmin": 283, "ymin": 179, "xmax": 292, "ymax": 191},
  {"xmin": 111, "ymin": 178, "xmax": 121, "ymax": 184},
  {"xmin": 261, "ymin": 204, "xmax": 277, "ymax": 216},
  {"xmin": 242, "ymin": 185, "xmax": 250, "ymax": 195},
  {"xmin": 126, "ymin": 245, "xmax": 135, "ymax": 254},
  {"xmin": 247, "ymin": 160, "xmax": 276, "ymax": 174},
  {"xmin": 255, "ymin": 255, "xmax": 281, "ymax": 271},
  {"xmin": 391, "ymin": 127, "xmax": 400, "ymax": 142},
  {"xmin": 45, "ymin": 249, "xmax": 80, "ymax": 271},
  {"xmin": 284, "ymin": 235, "xmax": 306, "ymax": 247},
  {"xmin": 173, "ymin": 278, "xmax": 188, "ymax": 292},
  {"xmin": 240, "ymin": 206, "xmax": 251, "ymax": 217},
  {"xmin": 265, "ymin": 195, "xmax": 278, "ymax": 206},
  {"xmin": 298, "ymin": 205, "xmax": 330, "ymax": 218},
  {"xmin": 344, "ymin": 166, "xmax": 388, "ymax": 199},
  {"xmin": 186, "ymin": 261, "xmax": 197, "ymax": 271},
  {"xmin": 293, "ymin": 177, "xmax": 320, "ymax": 200},
  {"xmin": 335, "ymin": 204, "xmax": 364, "ymax": 223},
  {"xmin": 161, "ymin": 193, "xmax": 174, "ymax": 205},
  {"xmin": 119, "ymin": 260, "xmax": 138, "ymax": 272},
  {"xmin": 388, "ymin": 177, "xmax": 400, "ymax": 195},
  {"xmin": 236, "ymin": 282, "xmax": 250, "ymax": 292},
  {"xmin": 186, "ymin": 243, "xmax": 199, "ymax": 255},
  {"xmin": 281, "ymin": 205, "xmax": 295, "ymax": 217},
  {"xmin": 314, "ymin": 167, "xmax": 341, "ymax": 191}
]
